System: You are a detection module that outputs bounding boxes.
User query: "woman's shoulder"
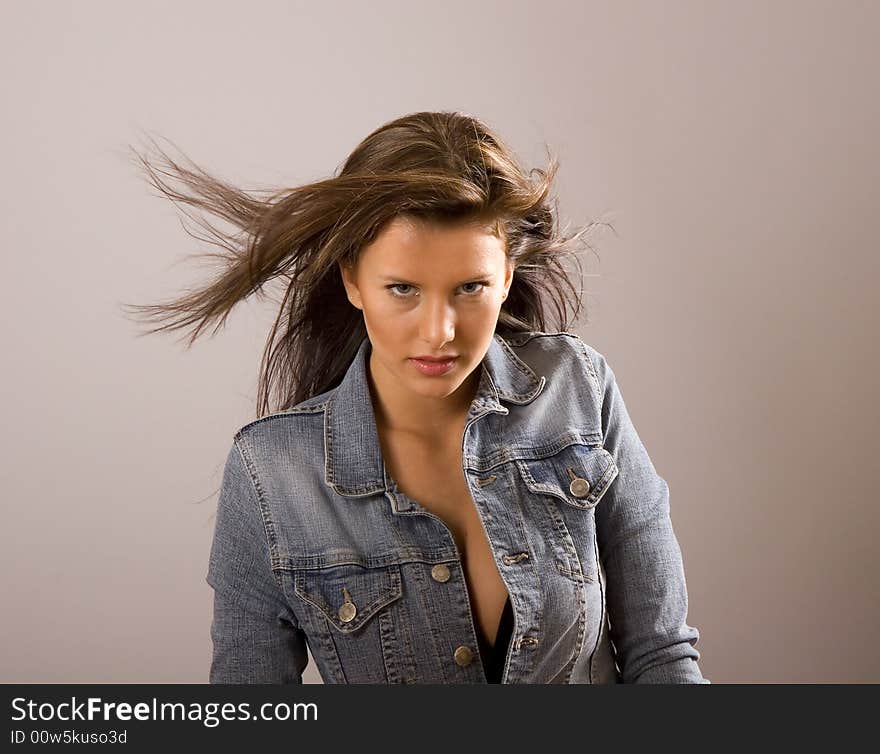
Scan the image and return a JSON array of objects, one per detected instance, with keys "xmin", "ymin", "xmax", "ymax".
[
  {"xmin": 496, "ymin": 329, "xmax": 617, "ymax": 414},
  {"xmin": 501, "ymin": 328, "xmax": 604, "ymax": 357},
  {"xmin": 500, "ymin": 329, "xmax": 607, "ymax": 380},
  {"xmin": 229, "ymin": 396, "xmax": 328, "ymax": 456}
]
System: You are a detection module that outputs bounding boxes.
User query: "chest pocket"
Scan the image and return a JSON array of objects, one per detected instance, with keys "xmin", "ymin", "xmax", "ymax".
[
  {"xmin": 293, "ymin": 562, "xmax": 403, "ymax": 634},
  {"xmin": 514, "ymin": 442, "xmax": 619, "ymax": 649},
  {"xmin": 287, "ymin": 561, "xmax": 408, "ymax": 683},
  {"xmin": 515, "ymin": 443, "xmax": 619, "ymax": 510}
]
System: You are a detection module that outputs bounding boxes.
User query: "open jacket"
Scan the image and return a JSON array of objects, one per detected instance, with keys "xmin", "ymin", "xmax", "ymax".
[{"xmin": 207, "ymin": 330, "xmax": 708, "ymax": 683}]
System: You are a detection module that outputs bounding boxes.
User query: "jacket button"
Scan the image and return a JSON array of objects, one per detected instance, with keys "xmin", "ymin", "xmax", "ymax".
[
  {"xmin": 453, "ymin": 645, "xmax": 474, "ymax": 666},
  {"xmin": 338, "ymin": 586, "xmax": 357, "ymax": 623},
  {"xmin": 569, "ymin": 477, "xmax": 591, "ymax": 498},
  {"xmin": 338, "ymin": 602, "xmax": 357, "ymax": 623},
  {"xmin": 431, "ymin": 564, "xmax": 451, "ymax": 582}
]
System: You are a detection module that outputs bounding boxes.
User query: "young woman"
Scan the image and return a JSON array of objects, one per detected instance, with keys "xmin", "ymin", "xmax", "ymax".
[{"xmin": 123, "ymin": 111, "xmax": 708, "ymax": 684}]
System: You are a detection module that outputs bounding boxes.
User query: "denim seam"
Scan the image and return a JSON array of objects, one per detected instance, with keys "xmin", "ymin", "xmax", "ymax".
[
  {"xmin": 496, "ymin": 335, "xmax": 543, "ymax": 389},
  {"xmin": 465, "ymin": 433, "xmax": 601, "ymax": 472},
  {"xmin": 232, "ymin": 434, "xmax": 287, "ymax": 597},
  {"xmin": 235, "ymin": 403, "xmax": 328, "ymax": 439},
  {"xmin": 407, "ymin": 558, "xmax": 445, "ymax": 683},
  {"xmin": 527, "ymin": 481, "xmax": 588, "ymax": 585},
  {"xmin": 564, "ymin": 533, "xmax": 589, "ymax": 684},
  {"xmin": 515, "ymin": 446, "xmax": 617, "ymax": 510},
  {"xmin": 568, "ymin": 335, "xmax": 603, "ymax": 407},
  {"xmin": 501, "ymin": 489, "xmax": 535, "ymax": 683},
  {"xmin": 589, "ymin": 561, "xmax": 608, "ymax": 683},
  {"xmin": 292, "ymin": 566, "xmax": 402, "ymax": 629}
]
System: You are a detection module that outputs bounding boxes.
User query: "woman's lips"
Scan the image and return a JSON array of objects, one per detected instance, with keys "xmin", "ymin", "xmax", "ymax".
[{"xmin": 409, "ymin": 356, "xmax": 458, "ymax": 376}]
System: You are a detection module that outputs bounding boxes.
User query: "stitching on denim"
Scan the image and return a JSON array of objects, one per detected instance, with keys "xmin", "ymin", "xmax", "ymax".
[
  {"xmin": 464, "ymin": 433, "xmax": 600, "ymax": 472},
  {"xmin": 324, "ymin": 397, "xmax": 387, "ymax": 495},
  {"xmin": 378, "ymin": 607, "xmax": 400, "ymax": 682},
  {"xmin": 232, "ymin": 437, "xmax": 288, "ymax": 598},
  {"xmin": 497, "ymin": 335, "xmax": 542, "ymax": 384},
  {"xmin": 562, "ymin": 530, "xmax": 588, "ymax": 683},
  {"xmin": 572, "ymin": 336, "xmax": 602, "ymax": 406},
  {"xmin": 505, "ymin": 496, "xmax": 543, "ymax": 682},
  {"xmin": 592, "ymin": 454, "xmax": 620, "ymax": 505},
  {"xmin": 234, "ymin": 403, "xmax": 328, "ymax": 439},
  {"xmin": 589, "ymin": 559, "xmax": 609, "ymax": 683},
  {"xmin": 513, "ymin": 444, "xmax": 617, "ymax": 512},
  {"xmin": 293, "ymin": 565, "xmax": 402, "ymax": 631},
  {"xmin": 531, "ymin": 475, "xmax": 588, "ymax": 586},
  {"xmin": 324, "ymin": 402, "xmax": 335, "ymax": 485},
  {"xmin": 408, "ymin": 560, "xmax": 445, "ymax": 682},
  {"xmin": 277, "ymin": 549, "xmax": 456, "ymax": 570},
  {"xmin": 319, "ymin": 614, "xmax": 348, "ymax": 683}
]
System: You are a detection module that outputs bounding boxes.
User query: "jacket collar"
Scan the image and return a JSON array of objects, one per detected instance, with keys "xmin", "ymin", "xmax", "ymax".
[{"xmin": 325, "ymin": 332, "xmax": 546, "ymax": 497}]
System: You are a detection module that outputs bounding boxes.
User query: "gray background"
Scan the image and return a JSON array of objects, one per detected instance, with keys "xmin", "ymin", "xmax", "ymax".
[{"xmin": 2, "ymin": 0, "xmax": 877, "ymax": 683}]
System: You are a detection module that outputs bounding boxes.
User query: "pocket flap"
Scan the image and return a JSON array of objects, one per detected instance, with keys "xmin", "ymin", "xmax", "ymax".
[
  {"xmin": 293, "ymin": 563, "xmax": 403, "ymax": 634},
  {"xmin": 516, "ymin": 444, "xmax": 619, "ymax": 510}
]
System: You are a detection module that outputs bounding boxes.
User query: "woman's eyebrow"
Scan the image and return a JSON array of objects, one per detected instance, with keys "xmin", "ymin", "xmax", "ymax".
[{"xmin": 379, "ymin": 272, "xmax": 493, "ymax": 284}]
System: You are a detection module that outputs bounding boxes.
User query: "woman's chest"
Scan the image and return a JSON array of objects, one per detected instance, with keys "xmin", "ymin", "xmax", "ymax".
[
  {"xmin": 380, "ymin": 432, "xmax": 510, "ymax": 647},
  {"xmin": 271, "ymin": 431, "xmax": 619, "ymax": 682}
]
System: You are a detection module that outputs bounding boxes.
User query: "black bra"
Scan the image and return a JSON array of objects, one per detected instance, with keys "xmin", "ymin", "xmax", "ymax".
[{"xmin": 476, "ymin": 595, "xmax": 514, "ymax": 683}]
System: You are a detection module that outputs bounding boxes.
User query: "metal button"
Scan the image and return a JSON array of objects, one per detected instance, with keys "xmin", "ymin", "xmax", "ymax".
[
  {"xmin": 453, "ymin": 645, "xmax": 474, "ymax": 666},
  {"xmin": 338, "ymin": 586, "xmax": 357, "ymax": 623},
  {"xmin": 569, "ymin": 477, "xmax": 591, "ymax": 497},
  {"xmin": 431, "ymin": 564, "xmax": 451, "ymax": 582},
  {"xmin": 567, "ymin": 467, "xmax": 591, "ymax": 498}
]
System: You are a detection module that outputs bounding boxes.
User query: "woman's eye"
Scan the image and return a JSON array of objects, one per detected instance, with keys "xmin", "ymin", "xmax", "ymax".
[
  {"xmin": 387, "ymin": 283, "xmax": 414, "ymax": 297},
  {"xmin": 386, "ymin": 282, "xmax": 488, "ymax": 299},
  {"xmin": 460, "ymin": 282, "xmax": 486, "ymax": 294}
]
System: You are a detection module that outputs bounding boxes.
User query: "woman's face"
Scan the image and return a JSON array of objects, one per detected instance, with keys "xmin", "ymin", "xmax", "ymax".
[{"xmin": 338, "ymin": 215, "xmax": 514, "ymax": 409}]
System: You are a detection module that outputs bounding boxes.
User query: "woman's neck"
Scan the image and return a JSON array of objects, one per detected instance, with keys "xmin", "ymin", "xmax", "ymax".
[{"xmin": 367, "ymin": 355, "xmax": 480, "ymax": 443}]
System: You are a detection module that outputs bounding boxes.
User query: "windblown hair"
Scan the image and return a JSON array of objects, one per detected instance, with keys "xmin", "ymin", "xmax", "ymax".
[{"xmin": 120, "ymin": 110, "xmax": 610, "ymax": 419}]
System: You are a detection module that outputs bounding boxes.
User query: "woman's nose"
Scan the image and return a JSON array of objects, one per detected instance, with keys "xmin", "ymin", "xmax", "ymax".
[{"xmin": 418, "ymin": 297, "xmax": 456, "ymax": 345}]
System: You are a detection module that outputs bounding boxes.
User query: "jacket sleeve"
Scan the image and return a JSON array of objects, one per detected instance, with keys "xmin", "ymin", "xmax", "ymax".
[
  {"xmin": 584, "ymin": 344, "xmax": 710, "ymax": 684},
  {"xmin": 206, "ymin": 437, "xmax": 310, "ymax": 683}
]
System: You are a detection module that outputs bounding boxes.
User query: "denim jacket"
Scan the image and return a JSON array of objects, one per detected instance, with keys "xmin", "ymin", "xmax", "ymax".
[{"xmin": 207, "ymin": 330, "xmax": 708, "ymax": 684}]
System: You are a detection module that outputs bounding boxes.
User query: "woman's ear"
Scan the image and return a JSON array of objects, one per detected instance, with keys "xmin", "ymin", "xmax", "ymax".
[
  {"xmin": 502, "ymin": 259, "xmax": 515, "ymax": 299},
  {"xmin": 338, "ymin": 260, "xmax": 363, "ymax": 310}
]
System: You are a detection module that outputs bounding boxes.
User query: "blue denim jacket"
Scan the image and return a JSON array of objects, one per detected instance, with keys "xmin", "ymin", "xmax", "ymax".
[{"xmin": 207, "ymin": 330, "xmax": 708, "ymax": 683}]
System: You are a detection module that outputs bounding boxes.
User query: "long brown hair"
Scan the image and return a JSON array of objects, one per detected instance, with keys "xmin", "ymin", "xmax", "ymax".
[{"xmin": 120, "ymin": 111, "xmax": 611, "ymax": 419}]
